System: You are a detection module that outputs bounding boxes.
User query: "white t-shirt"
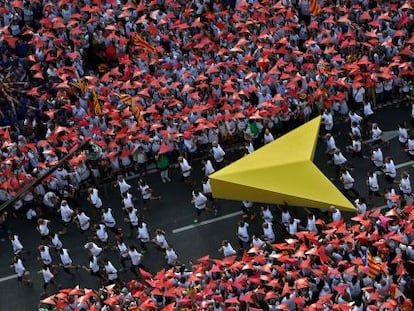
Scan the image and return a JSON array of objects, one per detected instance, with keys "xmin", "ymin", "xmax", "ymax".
[
  {"xmin": 90, "ymin": 188, "xmax": 103, "ymax": 209},
  {"xmin": 105, "ymin": 262, "xmax": 118, "ymax": 280},
  {"xmin": 77, "ymin": 212, "xmax": 90, "ymax": 231},
  {"xmin": 222, "ymin": 244, "xmax": 236, "ymax": 257},
  {"xmin": 138, "ymin": 223, "xmax": 150, "ymax": 242},
  {"xmin": 212, "ymin": 145, "xmax": 226, "ymax": 163},
  {"xmin": 103, "ymin": 209, "xmax": 116, "ymax": 227},
  {"xmin": 60, "ymin": 204, "xmax": 74, "ymax": 223},
  {"xmin": 14, "ymin": 259, "xmax": 26, "ymax": 277},
  {"xmin": 96, "ymin": 224, "xmax": 108, "ymax": 242},
  {"xmin": 129, "ymin": 249, "xmax": 143, "ymax": 266},
  {"xmin": 237, "ymin": 224, "xmax": 249, "ymax": 242},
  {"xmin": 193, "ymin": 192, "xmax": 207, "ymax": 210},
  {"xmin": 42, "ymin": 267, "xmax": 54, "ymax": 283},
  {"xmin": 60, "ymin": 249, "xmax": 73, "ymax": 266}
]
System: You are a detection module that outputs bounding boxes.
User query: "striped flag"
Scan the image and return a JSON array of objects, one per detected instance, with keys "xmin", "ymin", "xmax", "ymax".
[
  {"xmin": 309, "ymin": 0, "xmax": 321, "ymax": 16},
  {"xmin": 70, "ymin": 79, "xmax": 87, "ymax": 95},
  {"xmin": 117, "ymin": 93, "xmax": 133, "ymax": 105},
  {"xmin": 92, "ymin": 90, "xmax": 102, "ymax": 117},
  {"xmin": 360, "ymin": 249, "xmax": 382, "ymax": 277},
  {"xmin": 132, "ymin": 33, "xmax": 156, "ymax": 52}
]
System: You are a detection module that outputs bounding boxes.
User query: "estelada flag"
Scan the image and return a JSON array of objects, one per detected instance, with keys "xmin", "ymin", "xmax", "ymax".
[
  {"xmin": 132, "ymin": 33, "xmax": 156, "ymax": 52},
  {"xmin": 70, "ymin": 79, "xmax": 87, "ymax": 95},
  {"xmin": 360, "ymin": 249, "xmax": 381, "ymax": 277}
]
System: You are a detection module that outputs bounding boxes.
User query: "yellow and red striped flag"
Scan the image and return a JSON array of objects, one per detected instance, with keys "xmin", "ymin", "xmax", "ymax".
[
  {"xmin": 360, "ymin": 249, "xmax": 381, "ymax": 277},
  {"xmin": 132, "ymin": 33, "xmax": 156, "ymax": 52},
  {"xmin": 92, "ymin": 90, "xmax": 102, "ymax": 117},
  {"xmin": 309, "ymin": 0, "xmax": 321, "ymax": 16},
  {"xmin": 70, "ymin": 79, "xmax": 88, "ymax": 95},
  {"xmin": 117, "ymin": 93, "xmax": 133, "ymax": 105}
]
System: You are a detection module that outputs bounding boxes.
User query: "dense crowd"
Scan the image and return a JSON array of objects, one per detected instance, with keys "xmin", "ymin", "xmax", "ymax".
[{"xmin": 0, "ymin": 0, "xmax": 414, "ymax": 310}]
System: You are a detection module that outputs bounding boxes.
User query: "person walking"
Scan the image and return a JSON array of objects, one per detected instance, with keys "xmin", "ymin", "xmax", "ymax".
[
  {"xmin": 137, "ymin": 220, "xmax": 150, "ymax": 253},
  {"xmin": 165, "ymin": 245, "xmax": 178, "ymax": 267},
  {"xmin": 218, "ymin": 240, "xmax": 237, "ymax": 258},
  {"xmin": 103, "ymin": 259, "xmax": 119, "ymax": 284},
  {"xmin": 367, "ymin": 171, "xmax": 382, "ymax": 203},
  {"xmin": 178, "ymin": 156, "xmax": 193, "ymax": 184},
  {"xmin": 340, "ymin": 168, "xmax": 360, "ymax": 200},
  {"xmin": 58, "ymin": 200, "xmax": 74, "ymax": 234},
  {"xmin": 128, "ymin": 245, "xmax": 144, "ymax": 277},
  {"xmin": 237, "ymin": 220, "xmax": 250, "ymax": 249},
  {"xmin": 138, "ymin": 179, "xmax": 161, "ymax": 210},
  {"xmin": 191, "ymin": 189, "xmax": 208, "ymax": 223},
  {"xmin": 211, "ymin": 141, "xmax": 226, "ymax": 169},
  {"xmin": 11, "ymin": 256, "xmax": 31, "ymax": 286},
  {"xmin": 155, "ymin": 153, "xmax": 171, "ymax": 183}
]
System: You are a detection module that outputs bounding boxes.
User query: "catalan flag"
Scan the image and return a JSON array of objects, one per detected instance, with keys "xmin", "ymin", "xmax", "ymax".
[
  {"xmin": 70, "ymin": 79, "xmax": 88, "ymax": 95},
  {"xmin": 309, "ymin": 0, "xmax": 321, "ymax": 16},
  {"xmin": 360, "ymin": 249, "xmax": 382, "ymax": 277},
  {"xmin": 92, "ymin": 90, "xmax": 102, "ymax": 117},
  {"xmin": 132, "ymin": 33, "xmax": 156, "ymax": 52},
  {"xmin": 117, "ymin": 93, "xmax": 133, "ymax": 105}
]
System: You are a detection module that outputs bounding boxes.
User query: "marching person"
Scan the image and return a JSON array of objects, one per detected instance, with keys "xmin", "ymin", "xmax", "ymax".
[
  {"xmin": 371, "ymin": 146, "xmax": 384, "ymax": 170},
  {"xmin": 51, "ymin": 233, "xmax": 63, "ymax": 251},
  {"xmin": 87, "ymin": 187, "xmax": 103, "ymax": 218},
  {"xmin": 39, "ymin": 264, "xmax": 58, "ymax": 296},
  {"xmin": 74, "ymin": 209, "xmax": 91, "ymax": 236},
  {"xmin": 137, "ymin": 219, "xmax": 150, "ymax": 253},
  {"xmin": 218, "ymin": 240, "xmax": 237, "ymax": 258},
  {"xmin": 399, "ymin": 171, "xmax": 412, "ymax": 201},
  {"xmin": 191, "ymin": 189, "xmax": 208, "ymax": 223},
  {"xmin": 58, "ymin": 200, "xmax": 74, "ymax": 234},
  {"xmin": 202, "ymin": 178, "xmax": 217, "ymax": 215},
  {"xmin": 202, "ymin": 159, "xmax": 215, "ymax": 177},
  {"xmin": 84, "ymin": 242, "xmax": 103, "ymax": 258},
  {"xmin": 138, "ymin": 179, "xmax": 161, "ymax": 210},
  {"xmin": 367, "ymin": 171, "xmax": 382, "ymax": 202},
  {"xmin": 165, "ymin": 245, "xmax": 179, "ymax": 267},
  {"xmin": 115, "ymin": 238, "xmax": 129, "ymax": 272},
  {"xmin": 82, "ymin": 255, "xmax": 105, "ymax": 282},
  {"xmin": 262, "ymin": 222, "xmax": 275, "ymax": 243},
  {"xmin": 383, "ymin": 156, "xmax": 397, "ymax": 186},
  {"xmin": 178, "ymin": 156, "xmax": 193, "ymax": 184},
  {"xmin": 58, "ymin": 248, "xmax": 78, "ymax": 276},
  {"xmin": 10, "ymin": 234, "xmax": 24, "ymax": 257},
  {"xmin": 211, "ymin": 141, "xmax": 226, "ymax": 169},
  {"xmin": 153, "ymin": 229, "xmax": 169, "ymax": 252},
  {"xmin": 38, "ymin": 245, "xmax": 53, "ymax": 266},
  {"xmin": 124, "ymin": 206, "xmax": 139, "ymax": 238},
  {"xmin": 11, "ymin": 256, "xmax": 31, "ymax": 285},
  {"xmin": 340, "ymin": 168, "xmax": 360, "ymax": 200},
  {"xmin": 103, "ymin": 259, "xmax": 119, "ymax": 284},
  {"xmin": 155, "ymin": 153, "xmax": 171, "ymax": 183},
  {"xmin": 114, "ymin": 175, "xmax": 132, "ymax": 197},
  {"xmin": 128, "ymin": 245, "xmax": 144, "ymax": 277},
  {"xmin": 237, "ymin": 220, "xmax": 250, "ymax": 249},
  {"xmin": 37, "ymin": 218, "xmax": 51, "ymax": 242}
]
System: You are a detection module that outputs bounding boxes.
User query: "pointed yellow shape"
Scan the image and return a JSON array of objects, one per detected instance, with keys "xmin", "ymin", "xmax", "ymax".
[{"xmin": 210, "ymin": 116, "xmax": 356, "ymax": 212}]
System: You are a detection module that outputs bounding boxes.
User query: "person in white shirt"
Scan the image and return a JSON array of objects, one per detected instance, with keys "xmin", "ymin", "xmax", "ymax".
[
  {"xmin": 251, "ymin": 235, "xmax": 266, "ymax": 249},
  {"xmin": 261, "ymin": 205, "xmax": 274, "ymax": 223},
  {"xmin": 192, "ymin": 189, "xmax": 208, "ymax": 223},
  {"xmin": 84, "ymin": 242, "xmax": 103, "ymax": 258},
  {"xmin": 370, "ymin": 123, "xmax": 382, "ymax": 145},
  {"xmin": 351, "ymin": 135, "xmax": 362, "ymax": 158},
  {"xmin": 129, "ymin": 245, "xmax": 144, "ymax": 276},
  {"xmin": 104, "ymin": 259, "xmax": 118, "ymax": 283},
  {"xmin": 38, "ymin": 245, "xmax": 53, "ymax": 266},
  {"xmin": 138, "ymin": 179, "xmax": 161, "ymax": 210},
  {"xmin": 383, "ymin": 157, "xmax": 396, "ymax": 186},
  {"xmin": 74, "ymin": 210, "xmax": 91, "ymax": 234},
  {"xmin": 244, "ymin": 140, "xmax": 255, "ymax": 155},
  {"xmin": 82, "ymin": 256, "xmax": 104, "ymax": 281},
  {"xmin": 202, "ymin": 178, "xmax": 217, "ymax": 215},
  {"xmin": 115, "ymin": 238, "xmax": 129, "ymax": 271},
  {"xmin": 363, "ymin": 101, "xmax": 374, "ymax": 121},
  {"xmin": 137, "ymin": 220, "xmax": 150, "ymax": 252},
  {"xmin": 326, "ymin": 132, "xmax": 338, "ymax": 159},
  {"xmin": 262, "ymin": 222, "xmax": 275, "ymax": 243},
  {"xmin": 51, "ymin": 233, "xmax": 63, "ymax": 251},
  {"xmin": 371, "ymin": 147, "xmax": 384, "ymax": 169},
  {"xmin": 340, "ymin": 168, "xmax": 360, "ymax": 199},
  {"xmin": 102, "ymin": 207, "xmax": 117, "ymax": 233},
  {"xmin": 165, "ymin": 245, "xmax": 178, "ymax": 267},
  {"xmin": 237, "ymin": 220, "xmax": 250, "ymax": 249},
  {"xmin": 178, "ymin": 156, "xmax": 192, "ymax": 183},
  {"xmin": 37, "ymin": 218, "xmax": 51, "ymax": 241},
  {"xmin": 87, "ymin": 187, "xmax": 103, "ymax": 211},
  {"xmin": 242, "ymin": 200, "xmax": 255, "ymax": 220},
  {"xmin": 330, "ymin": 206, "xmax": 343, "ymax": 222},
  {"xmin": 11, "ymin": 256, "xmax": 31, "ymax": 285},
  {"xmin": 218, "ymin": 240, "xmax": 237, "ymax": 257},
  {"xmin": 40, "ymin": 264, "xmax": 56, "ymax": 295},
  {"xmin": 398, "ymin": 123, "xmax": 409, "ymax": 147},
  {"xmin": 263, "ymin": 128, "xmax": 274, "ymax": 145},
  {"xmin": 121, "ymin": 191, "xmax": 135, "ymax": 212},
  {"xmin": 58, "ymin": 200, "xmax": 74, "ymax": 234},
  {"xmin": 58, "ymin": 248, "xmax": 77, "ymax": 275},
  {"xmin": 115, "ymin": 176, "xmax": 131, "ymax": 197},
  {"xmin": 211, "ymin": 141, "xmax": 226, "ymax": 169},
  {"xmin": 305, "ymin": 214, "xmax": 318, "ymax": 234},
  {"xmin": 321, "ymin": 109, "xmax": 334, "ymax": 134},
  {"xmin": 367, "ymin": 171, "xmax": 381, "ymax": 202},
  {"xmin": 153, "ymin": 229, "xmax": 169, "ymax": 251},
  {"xmin": 333, "ymin": 149, "xmax": 348, "ymax": 178},
  {"xmin": 202, "ymin": 159, "xmax": 215, "ymax": 176},
  {"xmin": 399, "ymin": 171, "xmax": 412, "ymax": 197},
  {"xmin": 287, "ymin": 217, "xmax": 301, "ymax": 235},
  {"xmin": 10, "ymin": 235, "xmax": 24, "ymax": 256}
]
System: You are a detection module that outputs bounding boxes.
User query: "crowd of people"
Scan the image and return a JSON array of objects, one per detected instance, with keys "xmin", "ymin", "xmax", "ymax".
[{"xmin": 0, "ymin": 0, "xmax": 414, "ymax": 309}]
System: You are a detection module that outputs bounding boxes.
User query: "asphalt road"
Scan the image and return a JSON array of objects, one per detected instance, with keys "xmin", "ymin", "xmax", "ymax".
[{"xmin": 0, "ymin": 103, "xmax": 413, "ymax": 311}]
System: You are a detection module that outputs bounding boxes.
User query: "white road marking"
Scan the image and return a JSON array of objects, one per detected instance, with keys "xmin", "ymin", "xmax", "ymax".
[
  {"xmin": 172, "ymin": 211, "xmax": 243, "ymax": 234},
  {"xmin": 375, "ymin": 160, "xmax": 414, "ymax": 175},
  {"xmin": 0, "ymin": 274, "xmax": 17, "ymax": 283},
  {"xmin": 362, "ymin": 130, "xmax": 399, "ymax": 144}
]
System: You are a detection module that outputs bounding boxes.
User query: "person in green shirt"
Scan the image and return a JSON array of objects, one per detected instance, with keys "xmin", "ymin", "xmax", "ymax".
[{"xmin": 155, "ymin": 153, "xmax": 171, "ymax": 183}]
